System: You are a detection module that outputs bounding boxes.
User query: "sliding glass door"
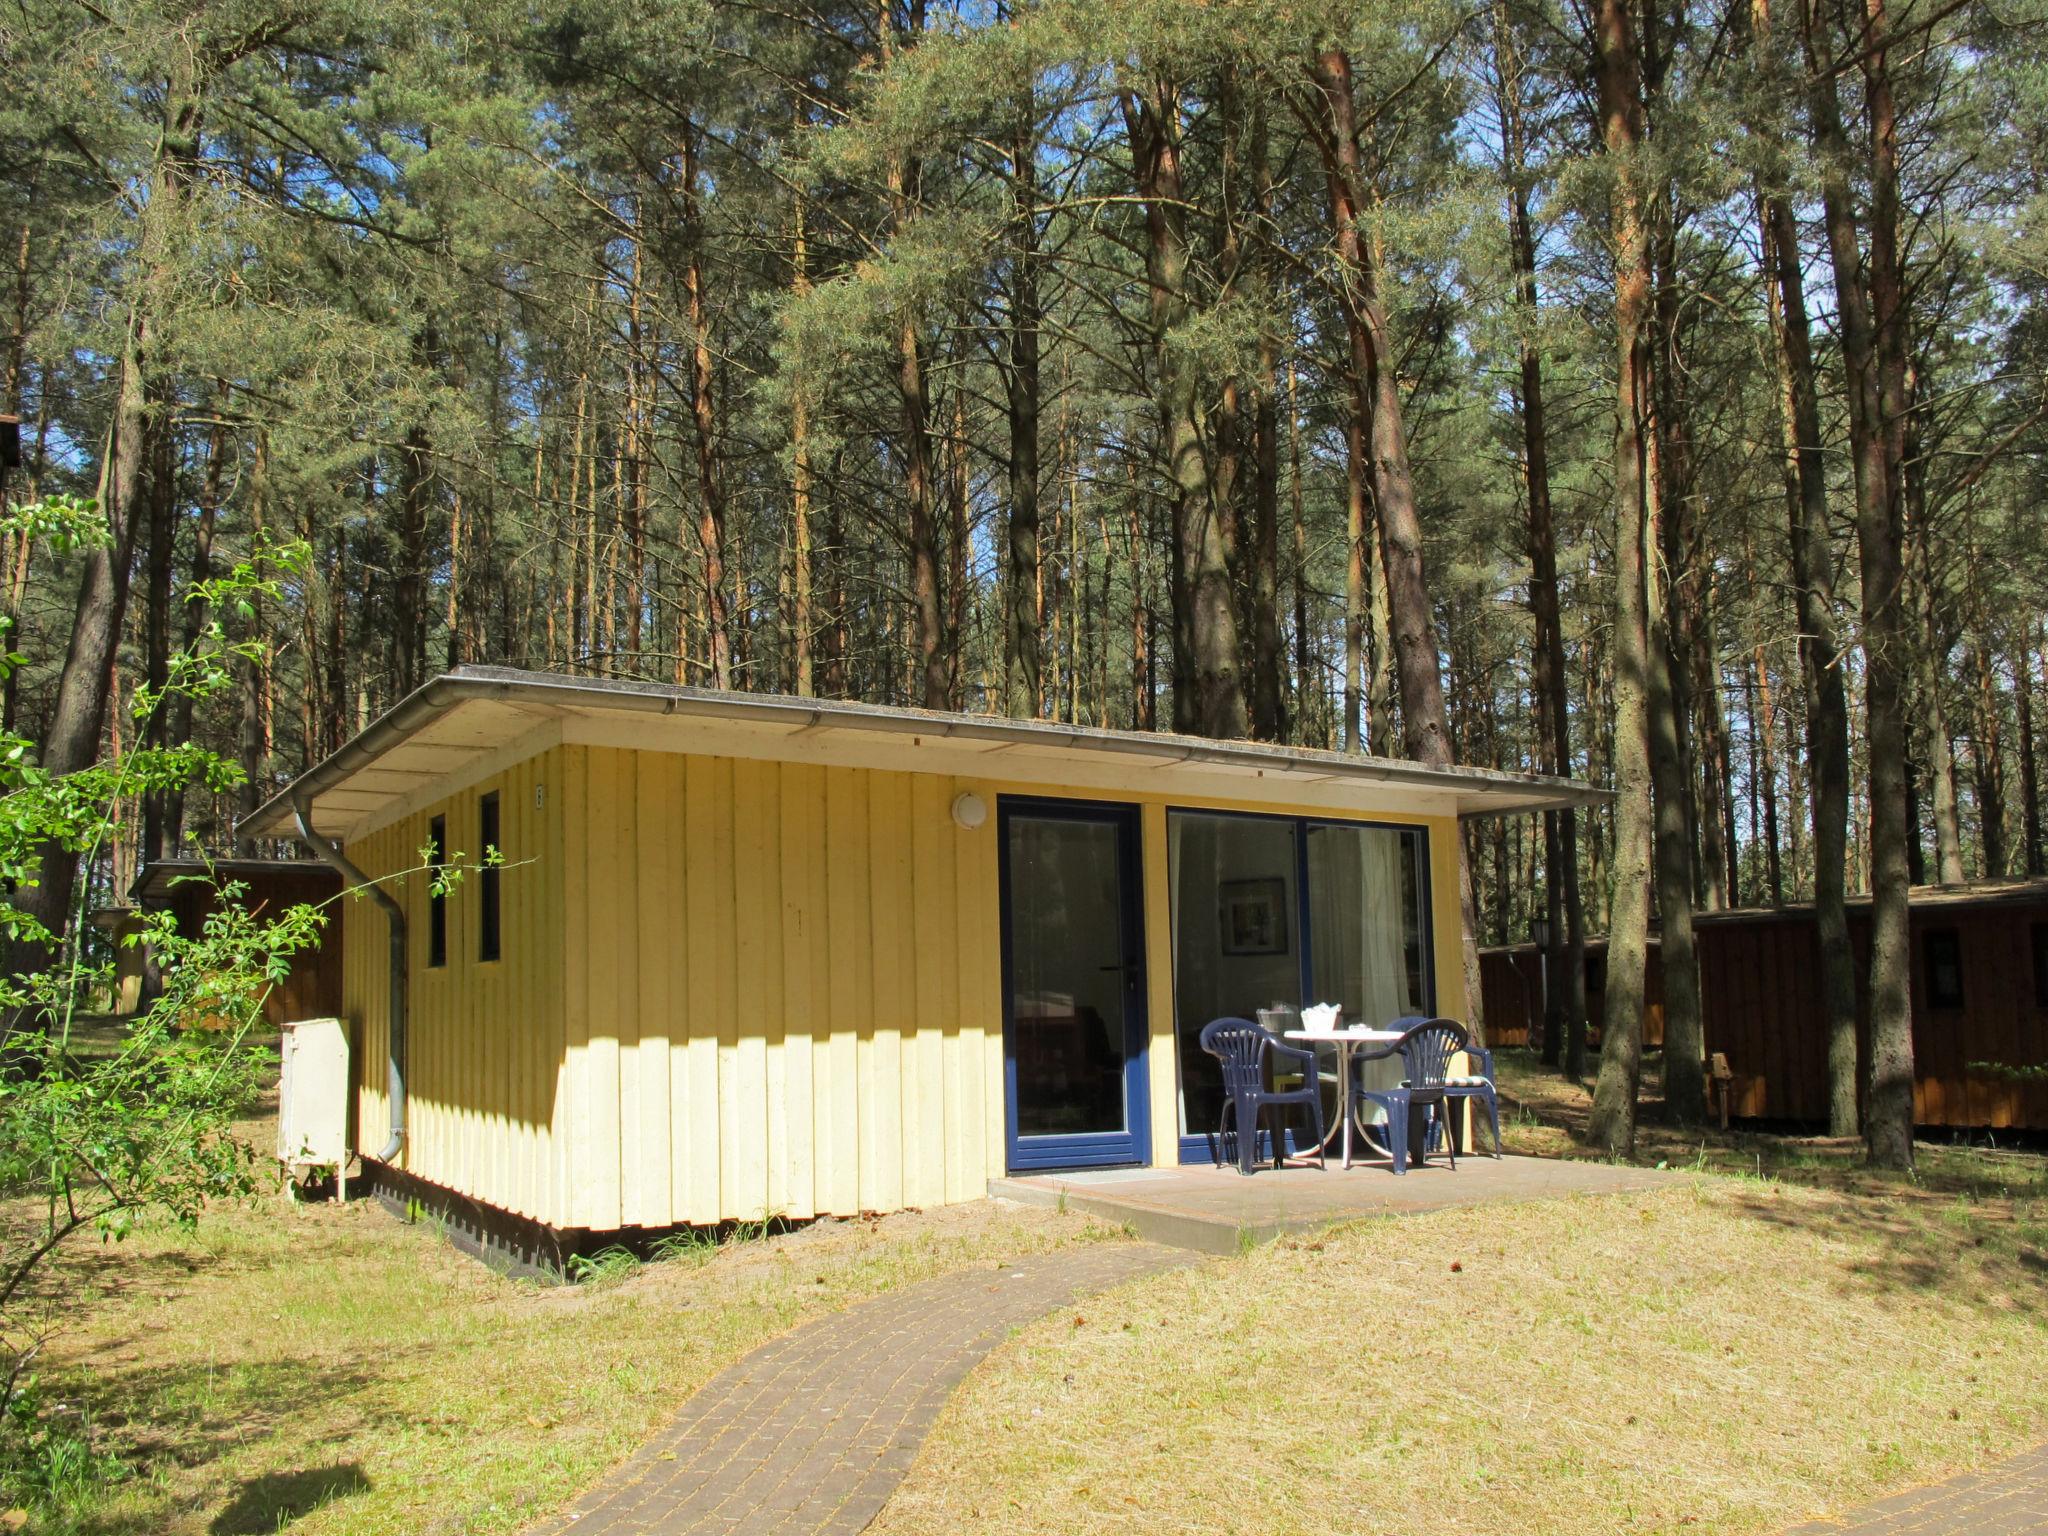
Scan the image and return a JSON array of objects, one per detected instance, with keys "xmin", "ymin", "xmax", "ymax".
[
  {"xmin": 1000, "ymin": 799, "xmax": 1151, "ymax": 1171},
  {"xmin": 1168, "ymin": 811, "xmax": 1431, "ymax": 1160}
]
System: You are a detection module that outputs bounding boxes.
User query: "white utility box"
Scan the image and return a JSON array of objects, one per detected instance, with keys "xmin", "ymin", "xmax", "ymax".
[{"xmin": 278, "ymin": 1017, "xmax": 350, "ymax": 1199}]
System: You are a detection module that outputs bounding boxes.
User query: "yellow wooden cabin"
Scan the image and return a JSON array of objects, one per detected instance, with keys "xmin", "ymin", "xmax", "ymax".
[{"xmin": 245, "ymin": 667, "xmax": 1594, "ymax": 1267}]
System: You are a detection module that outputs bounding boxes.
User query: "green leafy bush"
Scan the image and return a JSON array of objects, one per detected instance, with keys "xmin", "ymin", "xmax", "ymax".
[{"xmin": 0, "ymin": 498, "xmax": 319, "ymax": 1506}]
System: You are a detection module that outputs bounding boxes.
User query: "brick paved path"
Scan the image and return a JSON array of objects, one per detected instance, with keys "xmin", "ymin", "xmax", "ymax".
[
  {"xmin": 1781, "ymin": 1442, "xmax": 2048, "ymax": 1534},
  {"xmin": 532, "ymin": 1241, "xmax": 1191, "ymax": 1535}
]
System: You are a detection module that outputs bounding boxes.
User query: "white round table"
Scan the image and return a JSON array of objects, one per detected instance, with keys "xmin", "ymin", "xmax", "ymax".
[{"xmin": 1285, "ymin": 1027, "xmax": 1406, "ymax": 1168}]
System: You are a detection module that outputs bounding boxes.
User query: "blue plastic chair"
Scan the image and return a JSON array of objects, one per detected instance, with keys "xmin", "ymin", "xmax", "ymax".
[
  {"xmin": 1442, "ymin": 1041, "xmax": 1503, "ymax": 1159},
  {"xmin": 1199, "ymin": 1017, "xmax": 1327, "ymax": 1176},
  {"xmin": 1351, "ymin": 1018, "xmax": 1469, "ymax": 1174}
]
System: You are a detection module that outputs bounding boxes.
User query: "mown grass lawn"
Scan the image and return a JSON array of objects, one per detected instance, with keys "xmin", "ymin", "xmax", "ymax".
[
  {"xmin": 18, "ymin": 1067, "xmax": 2048, "ymax": 1536},
  {"xmin": 872, "ymin": 1080, "xmax": 2048, "ymax": 1536},
  {"xmin": 14, "ymin": 1117, "xmax": 1112, "ymax": 1536}
]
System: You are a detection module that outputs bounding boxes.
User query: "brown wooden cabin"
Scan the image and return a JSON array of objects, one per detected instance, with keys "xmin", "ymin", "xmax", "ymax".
[
  {"xmin": 1482, "ymin": 879, "xmax": 2048, "ymax": 1131},
  {"xmin": 132, "ymin": 859, "xmax": 345, "ymax": 1028},
  {"xmin": 1479, "ymin": 937, "xmax": 1665, "ymax": 1052}
]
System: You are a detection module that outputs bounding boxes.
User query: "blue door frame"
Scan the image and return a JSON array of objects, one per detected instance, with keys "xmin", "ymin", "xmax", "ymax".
[{"xmin": 998, "ymin": 797, "xmax": 1151, "ymax": 1172}]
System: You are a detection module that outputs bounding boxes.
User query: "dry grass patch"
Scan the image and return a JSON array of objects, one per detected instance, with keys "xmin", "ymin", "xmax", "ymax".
[
  {"xmin": 873, "ymin": 1178, "xmax": 2048, "ymax": 1536},
  {"xmin": 20, "ymin": 1141, "xmax": 1113, "ymax": 1536}
]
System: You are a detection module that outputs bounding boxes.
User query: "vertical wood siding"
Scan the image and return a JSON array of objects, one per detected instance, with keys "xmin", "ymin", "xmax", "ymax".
[
  {"xmin": 342, "ymin": 746, "xmax": 567, "ymax": 1225},
  {"xmin": 344, "ymin": 744, "xmax": 1463, "ymax": 1230},
  {"xmin": 541, "ymin": 749, "xmax": 1008, "ymax": 1229}
]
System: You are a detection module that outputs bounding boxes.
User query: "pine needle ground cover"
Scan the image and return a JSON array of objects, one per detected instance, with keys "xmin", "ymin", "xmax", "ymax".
[
  {"xmin": 871, "ymin": 1175, "xmax": 2048, "ymax": 1536},
  {"xmin": 1493, "ymin": 1048, "xmax": 2047, "ymax": 1197},
  {"xmin": 15, "ymin": 1152, "xmax": 1111, "ymax": 1536}
]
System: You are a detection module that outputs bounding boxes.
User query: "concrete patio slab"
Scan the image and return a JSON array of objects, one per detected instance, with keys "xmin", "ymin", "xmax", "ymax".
[{"xmin": 990, "ymin": 1154, "xmax": 1677, "ymax": 1254}]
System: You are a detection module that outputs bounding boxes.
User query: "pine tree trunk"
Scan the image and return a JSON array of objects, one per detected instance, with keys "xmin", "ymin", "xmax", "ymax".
[
  {"xmin": 1125, "ymin": 474, "xmax": 1150, "ymax": 730},
  {"xmin": 1902, "ymin": 418, "xmax": 1964, "ymax": 883},
  {"xmin": 1248, "ymin": 341, "xmax": 1286, "ymax": 742},
  {"xmin": 394, "ymin": 323, "xmax": 436, "ymax": 696},
  {"xmin": 1807, "ymin": 0, "xmax": 1916, "ymax": 1168},
  {"xmin": 1755, "ymin": 647, "xmax": 1783, "ymax": 904},
  {"xmin": 1969, "ymin": 633, "xmax": 2007, "ymax": 877},
  {"xmin": 2022, "ymin": 626, "xmax": 2043, "ymax": 877},
  {"xmin": 1004, "ymin": 97, "xmax": 1042, "ymax": 719},
  {"xmin": 790, "ymin": 185, "xmax": 815, "ymax": 698},
  {"xmin": 164, "ymin": 411, "xmax": 223, "ymax": 849},
  {"xmin": 882, "ymin": 1, "xmax": 947, "ymax": 711},
  {"xmin": 1246, "ymin": 99, "xmax": 1286, "ymax": 743},
  {"xmin": 236, "ymin": 432, "xmax": 271, "ymax": 855},
  {"xmin": 140, "ymin": 396, "xmax": 176, "ymax": 865},
  {"xmin": 1587, "ymin": 0, "xmax": 1657, "ymax": 1155},
  {"xmin": 820, "ymin": 488, "xmax": 847, "ymax": 697},
  {"xmin": 1287, "ymin": 362, "xmax": 1314, "ymax": 741},
  {"xmin": 1496, "ymin": 0, "xmax": 1589, "ymax": 1071},
  {"xmin": 622, "ymin": 206, "xmax": 647, "ymax": 671},
  {"xmin": 1342, "ymin": 402, "xmax": 1369, "ymax": 754},
  {"xmin": 682, "ymin": 123, "xmax": 731, "ymax": 689},
  {"xmin": 13, "ymin": 74, "xmax": 200, "ymax": 972},
  {"xmin": 1647, "ymin": 211, "xmax": 1724, "ymax": 921},
  {"xmin": 1765, "ymin": 44, "xmax": 1852, "ymax": 964},
  {"xmin": 1645, "ymin": 427, "xmax": 1706, "ymax": 1123},
  {"xmin": 1632, "ymin": 20, "xmax": 1706, "ymax": 1119},
  {"xmin": 1303, "ymin": 47, "xmax": 1483, "ymax": 1031},
  {"xmin": 1123, "ymin": 79, "xmax": 1246, "ymax": 739}
]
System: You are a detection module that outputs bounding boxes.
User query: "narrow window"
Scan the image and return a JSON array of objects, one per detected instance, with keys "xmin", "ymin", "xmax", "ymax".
[
  {"xmin": 2032, "ymin": 924, "xmax": 2048, "ymax": 1010},
  {"xmin": 1923, "ymin": 927, "xmax": 1964, "ymax": 1010},
  {"xmin": 427, "ymin": 814, "xmax": 448, "ymax": 968},
  {"xmin": 478, "ymin": 792, "xmax": 502, "ymax": 963}
]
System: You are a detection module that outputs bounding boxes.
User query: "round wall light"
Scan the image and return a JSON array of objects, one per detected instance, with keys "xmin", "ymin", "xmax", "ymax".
[{"xmin": 951, "ymin": 791, "xmax": 988, "ymax": 830}]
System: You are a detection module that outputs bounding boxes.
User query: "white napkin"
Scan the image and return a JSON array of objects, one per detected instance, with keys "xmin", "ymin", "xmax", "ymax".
[{"xmin": 1300, "ymin": 1002, "xmax": 1342, "ymax": 1031}]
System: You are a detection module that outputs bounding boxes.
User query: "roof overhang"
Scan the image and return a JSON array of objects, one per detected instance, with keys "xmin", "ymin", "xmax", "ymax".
[
  {"xmin": 130, "ymin": 858, "xmax": 341, "ymax": 905},
  {"xmin": 245, "ymin": 667, "xmax": 1609, "ymax": 845}
]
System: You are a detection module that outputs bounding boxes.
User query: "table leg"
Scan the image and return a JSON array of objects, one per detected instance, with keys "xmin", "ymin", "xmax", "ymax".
[
  {"xmin": 1341, "ymin": 1043, "xmax": 1354, "ymax": 1170},
  {"xmin": 1309, "ymin": 1044, "xmax": 1345, "ymax": 1159}
]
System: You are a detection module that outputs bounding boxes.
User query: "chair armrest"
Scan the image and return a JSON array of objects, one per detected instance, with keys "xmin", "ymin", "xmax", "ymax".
[
  {"xmin": 1268, "ymin": 1040, "xmax": 1318, "ymax": 1077},
  {"xmin": 1465, "ymin": 1046, "xmax": 1494, "ymax": 1080}
]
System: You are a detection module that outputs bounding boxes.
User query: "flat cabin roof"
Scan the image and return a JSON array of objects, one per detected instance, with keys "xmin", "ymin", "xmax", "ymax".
[
  {"xmin": 130, "ymin": 858, "xmax": 342, "ymax": 905},
  {"xmin": 1479, "ymin": 875, "xmax": 2048, "ymax": 957},
  {"xmin": 244, "ymin": 665, "xmax": 1606, "ymax": 844}
]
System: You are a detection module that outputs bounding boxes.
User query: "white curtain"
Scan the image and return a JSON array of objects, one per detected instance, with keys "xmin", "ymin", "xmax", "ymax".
[
  {"xmin": 1308, "ymin": 826, "xmax": 1413, "ymax": 1026},
  {"xmin": 1308, "ymin": 827, "xmax": 1418, "ymax": 1117}
]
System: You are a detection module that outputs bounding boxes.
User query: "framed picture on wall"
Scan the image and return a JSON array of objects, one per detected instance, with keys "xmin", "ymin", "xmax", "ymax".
[{"xmin": 1219, "ymin": 876, "xmax": 1288, "ymax": 956}]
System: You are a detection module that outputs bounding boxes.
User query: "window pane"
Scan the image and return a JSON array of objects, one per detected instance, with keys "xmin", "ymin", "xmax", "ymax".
[
  {"xmin": 1169, "ymin": 813, "xmax": 1301, "ymax": 1138},
  {"xmin": 1007, "ymin": 814, "xmax": 1130, "ymax": 1138},
  {"xmin": 1922, "ymin": 927, "xmax": 1962, "ymax": 1009},
  {"xmin": 1305, "ymin": 823, "xmax": 1428, "ymax": 1026},
  {"xmin": 427, "ymin": 815, "xmax": 447, "ymax": 969},
  {"xmin": 479, "ymin": 792, "xmax": 502, "ymax": 964}
]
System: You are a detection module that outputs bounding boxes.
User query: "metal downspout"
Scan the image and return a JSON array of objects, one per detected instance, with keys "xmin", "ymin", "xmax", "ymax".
[{"xmin": 292, "ymin": 791, "xmax": 406, "ymax": 1163}]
